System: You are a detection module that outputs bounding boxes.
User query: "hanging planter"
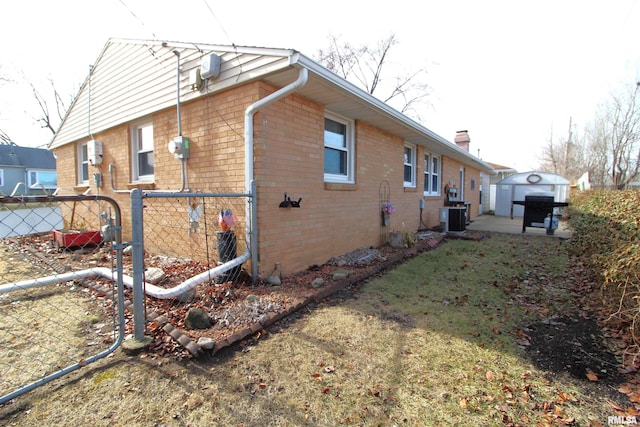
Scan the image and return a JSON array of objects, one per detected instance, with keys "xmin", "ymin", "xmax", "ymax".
[{"xmin": 381, "ymin": 202, "xmax": 395, "ymax": 226}]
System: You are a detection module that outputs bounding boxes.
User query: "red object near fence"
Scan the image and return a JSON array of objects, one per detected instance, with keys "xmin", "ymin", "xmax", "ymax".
[{"xmin": 52, "ymin": 230, "xmax": 102, "ymax": 249}]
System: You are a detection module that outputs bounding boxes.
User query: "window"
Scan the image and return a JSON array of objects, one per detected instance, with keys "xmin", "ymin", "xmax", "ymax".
[
  {"xmin": 403, "ymin": 144, "xmax": 416, "ymax": 187},
  {"xmin": 0, "ymin": 169, "xmax": 4, "ymax": 187},
  {"xmin": 423, "ymin": 153, "xmax": 440, "ymax": 196},
  {"xmin": 132, "ymin": 121, "xmax": 154, "ymax": 181},
  {"xmin": 28, "ymin": 170, "xmax": 57, "ymax": 189},
  {"xmin": 78, "ymin": 142, "xmax": 89, "ymax": 184},
  {"xmin": 324, "ymin": 113, "xmax": 354, "ymax": 183}
]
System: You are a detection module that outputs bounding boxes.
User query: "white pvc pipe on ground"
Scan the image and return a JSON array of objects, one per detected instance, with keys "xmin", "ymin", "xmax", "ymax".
[{"xmin": 0, "ymin": 251, "xmax": 249, "ymax": 299}]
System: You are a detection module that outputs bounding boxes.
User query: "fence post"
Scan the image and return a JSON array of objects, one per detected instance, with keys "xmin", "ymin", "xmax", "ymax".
[
  {"xmin": 130, "ymin": 189, "xmax": 148, "ymax": 343},
  {"xmin": 250, "ymin": 180, "xmax": 259, "ymax": 282}
]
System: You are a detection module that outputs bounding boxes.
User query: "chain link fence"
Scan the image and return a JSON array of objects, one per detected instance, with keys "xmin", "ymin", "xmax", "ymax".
[
  {"xmin": 0, "ymin": 189, "xmax": 253, "ymax": 402},
  {"xmin": 0, "ymin": 195, "xmax": 125, "ymax": 404},
  {"xmin": 138, "ymin": 191, "xmax": 249, "ymax": 280},
  {"xmin": 125, "ymin": 190, "xmax": 253, "ymax": 351}
]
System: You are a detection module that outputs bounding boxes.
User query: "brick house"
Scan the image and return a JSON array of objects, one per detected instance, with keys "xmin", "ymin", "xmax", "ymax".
[{"xmin": 50, "ymin": 39, "xmax": 494, "ymax": 278}]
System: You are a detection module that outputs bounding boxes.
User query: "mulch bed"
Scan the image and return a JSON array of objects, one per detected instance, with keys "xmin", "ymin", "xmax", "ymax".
[
  {"xmin": 4, "ymin": 230, "xmax": 453, "ymax": 359},
  {"xmin": 132, "ymin": 232, "xmax": 450, "ymax": 359}
]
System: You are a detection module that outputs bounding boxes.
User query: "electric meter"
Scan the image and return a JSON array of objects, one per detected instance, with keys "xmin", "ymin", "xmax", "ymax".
[{"xmin": 168, "ymin": 136, "xmax": 190, "ymax": 159}]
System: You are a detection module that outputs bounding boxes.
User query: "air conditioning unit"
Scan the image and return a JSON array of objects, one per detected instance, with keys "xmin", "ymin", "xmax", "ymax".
[
  {"xmin": 201, "ymin": 53, "xmax": 221, "ymax": 80},
  {"xmin": 440, "ymin": 207, "xmax": 466, "ymax": 232}
]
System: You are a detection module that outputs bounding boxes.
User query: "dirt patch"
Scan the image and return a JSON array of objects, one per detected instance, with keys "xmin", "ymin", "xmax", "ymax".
[{"xmin": 525, "ymin": 316, "xmax": 624, "ymax": 384}]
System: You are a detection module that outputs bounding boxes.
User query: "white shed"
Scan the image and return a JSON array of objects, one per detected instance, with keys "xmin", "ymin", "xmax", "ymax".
[{"xmin": 494, "ymin": 171, "xmax": 570, "ymax": 217}]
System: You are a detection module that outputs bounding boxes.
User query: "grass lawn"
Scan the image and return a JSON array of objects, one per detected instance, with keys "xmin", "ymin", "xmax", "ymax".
[{"xmin": 0, "ymin": 232, "xmax": 626, "ymax": 426}]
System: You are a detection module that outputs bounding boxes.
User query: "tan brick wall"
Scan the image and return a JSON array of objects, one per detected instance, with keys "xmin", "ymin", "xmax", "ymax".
[
  {"xmin": 253, "ymin": 86, "xmax": 483, "ymax": 276},
  {"xmin": 53, "ymin": 84, "xmax": 256, "ymax": 260},
  {"xmin": 54, "ymin": 79, "xmax": 484, "ymax": 279},
  {"xmin": 440, "ymin": 155, "xmax": 482, "ymax": 218}
]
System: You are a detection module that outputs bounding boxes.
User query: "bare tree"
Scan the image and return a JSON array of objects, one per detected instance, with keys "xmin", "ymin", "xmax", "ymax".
[
  {"xmin": 29, "ymin": 78, "xmax": 68, "ymax": 136},
  {"xmin": 0, "ymin": 128, "xmax": 14, "ymax": 144},
  {"xmin": 582, "ymin": 116, "xmax": 611, "ymax": 187},
  {"xmin": 315, "ymin": 34, "xmax": 431, "ymax": 117},
  {"xmin": 584, "ymin": 83, "xmax": 640, "ymax": 189},
  {"xmin": 539, "ymin": 118, "xmax": 586, "ymax": 180},
  {"xmin": 0, "ymin": 66, "xmax": 69, "ymax": 145},
  {"xmin": 0, "ymin": 66, "xmax": 15, "ymax": 143}
]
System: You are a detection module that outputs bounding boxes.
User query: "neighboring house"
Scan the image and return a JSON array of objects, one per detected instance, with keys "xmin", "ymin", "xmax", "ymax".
[
  {"xmin": 0, "ymin": 143, "xmax": 57, "ymax": 196},
  {"xmin": 578, "ymin": 170, "xmax": 640, "ymax": 190},
  {"xmin": 50, "ymin": 38, "xmax": 495, "ymax": 278},
  {"xmin": 488, "ymin": 162, "xmax": 518, "ymax": 185}
]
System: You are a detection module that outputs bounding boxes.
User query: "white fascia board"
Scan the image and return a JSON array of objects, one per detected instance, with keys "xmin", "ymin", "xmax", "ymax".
[{"xmin": 292, "ymin": 53, "xmax": 494, "ymax": 173}]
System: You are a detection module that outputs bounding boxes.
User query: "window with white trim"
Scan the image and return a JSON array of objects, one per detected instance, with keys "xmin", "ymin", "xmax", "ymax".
[
  {"xmin": 403, "ymin": 144, "xmax": 416, "ymax": 187},
  {"xmin": 324, "ymin": 113, "xmax": 354, "ymax": 183},
  {"xmin": 28, "ymin": 170, "xmax": 57, "ymax": 189},
  {"xmin": 78, "ymin": 142, "xmax": 89, "ymax": 184},
  {"xmin": 423, "ymin": 153, "xmax": 440, "ymax": 196},
  {"xmin": 132, "ymin": 121, "xmax": 154, "ymax": 181}
]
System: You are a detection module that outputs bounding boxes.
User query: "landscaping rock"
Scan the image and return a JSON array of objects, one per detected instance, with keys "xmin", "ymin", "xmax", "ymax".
[
  {"xmin": 328, "ymin": 247, "xmax": 385, "ymax": 266},
  {"xmin": 389, "ymin": 231, "xmax": 405, "ymax": 248},
  {"xmin": 311, "ymin": 277, "xmax": 325, "ymax": 288},
  {"xmin": 145, "ymin": 267, "xmax": 166, "ymax": 284},
  {"xmin": 197, "ymin": 337, "xmax": 216, "ymax": 350},
  {"xmin": 266, "ymin": 275, "xmax": 281, "ymax": 286},
  {"xmin": 332, "ymin": 269, "xmax": 352, "ymax": 280},
  {"xmin": 184, "ymin": 307, "xmax": 212, "ymax": 329}
]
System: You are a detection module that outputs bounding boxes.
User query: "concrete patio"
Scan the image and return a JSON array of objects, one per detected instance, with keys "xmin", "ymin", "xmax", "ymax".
[{"xmin": 466, "ymin": 214, "xmax": 571, "ymax": 239}]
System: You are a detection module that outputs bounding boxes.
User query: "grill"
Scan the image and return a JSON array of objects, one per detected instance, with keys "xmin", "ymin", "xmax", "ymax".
[{"xmin": 512, "ymin": 193, "xmax": 568, "ymax": 234}]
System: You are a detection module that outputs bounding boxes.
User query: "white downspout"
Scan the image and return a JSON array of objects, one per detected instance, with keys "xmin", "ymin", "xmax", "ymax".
[{"xmin": 244, "ymin": 67, "xmax": 308, "ymax": 280}]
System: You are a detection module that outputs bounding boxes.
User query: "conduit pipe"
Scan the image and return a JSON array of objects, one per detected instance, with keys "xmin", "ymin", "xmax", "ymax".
[
  {"xmin": 109, "ymin": 50, "xmax": 189, "ymax": 194},
  {"xmin": 244, "ymin": 66, "xmax": 308, "ymax": 280},
  {"xmin": 0, "ymin": 252, "xmax": 249, "ymax": 299}
]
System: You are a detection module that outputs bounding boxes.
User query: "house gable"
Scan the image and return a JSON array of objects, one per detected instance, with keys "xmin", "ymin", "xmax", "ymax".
[{"xmin": 51, "ymin": 39, "xmax": 296, "ymax": 149}]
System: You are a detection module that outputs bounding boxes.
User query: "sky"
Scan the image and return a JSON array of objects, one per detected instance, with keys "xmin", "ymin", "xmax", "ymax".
[{"xmin": 1, "ymin": 0, "xmax": 640, "ymax": 172}]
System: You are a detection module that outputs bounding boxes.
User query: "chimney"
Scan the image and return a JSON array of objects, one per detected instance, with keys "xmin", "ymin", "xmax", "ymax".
[{"xmin": 454, "ymin": 130, "xmax": 470, "ymax": 152}]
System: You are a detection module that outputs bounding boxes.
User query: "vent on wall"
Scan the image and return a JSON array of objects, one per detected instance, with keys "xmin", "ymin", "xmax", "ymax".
[{"xmin": 201, "ymin": 53, "xmax": 221, "ymax": 80}]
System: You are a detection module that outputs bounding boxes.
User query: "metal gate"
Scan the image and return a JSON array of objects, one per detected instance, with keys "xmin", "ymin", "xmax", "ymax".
[{"xmin": 0, "ymin": 194, "xmax": 125, "ymax": 404}]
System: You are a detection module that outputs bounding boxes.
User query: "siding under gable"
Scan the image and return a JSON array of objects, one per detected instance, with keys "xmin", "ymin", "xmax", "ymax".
[{"xmin": 51, "ymin": 40, "xmax": 294, "ymax": 148}]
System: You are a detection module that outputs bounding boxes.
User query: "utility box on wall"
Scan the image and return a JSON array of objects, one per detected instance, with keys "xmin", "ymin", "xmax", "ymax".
[
  {"xmin": 87, "ymin": 140, "xmax": 103, "ymax": 165},
  {"xmin": 201, "ymin": 53, "xmax": 221, "ymax": 80},
  {"xmin": 168, "ymin": 136, "xmax": 190, "ymax": 159}
]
